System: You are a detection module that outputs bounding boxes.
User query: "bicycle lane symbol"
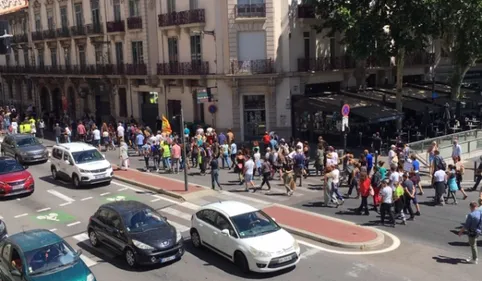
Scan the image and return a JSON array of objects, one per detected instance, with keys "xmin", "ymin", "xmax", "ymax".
[
  {"xmin": 106, "ymin": 195, "xmax": 126, "ymax": 202},
  {"xmin": 36, "ymin": 213, "xmax": 59, "ymax": 222},
  {"xmin": 32, "ymin": 210, "xmax": 76, "ymax": 224}
]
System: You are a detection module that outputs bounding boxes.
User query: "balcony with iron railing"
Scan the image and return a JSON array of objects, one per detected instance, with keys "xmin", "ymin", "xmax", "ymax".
[
  {"xmin": 297, "ymin": 55, "xmax": 391, "ymax": 72},
  {"xmin": 86, "ymin": 23, "xmax": 103, "ymax": 35},
  {"xmin": 31, "ymin": 31, "xmax": 43, "ymax": 41},
  {"xmin": 125, "ymin": 63, "xmax": 147, "ymax": 75},
  {"xmin": 158, "ymin": 9, "xmax": 206, "ymax": 28},
  {"xmin": 106, "ymin": 20, "xmax": 125, "ymax": 33},
  {"xmin": 297, "ymin": 4, "xmax": 315, "ymax": 18},
  {"xmin": 12, "ymin": 34, "xmax": 28, "ymax": 44},
  {"xmin": 43, "ymin": 28, "xmax": 57, "ymax": 39},
  {"xmin": 127, "ymin": 17, "xmax": 142, "ymax": 30},
  {"xmin": 230, "ymin": 58, "xmax": 274, "ymax": 74},
  {"xmin": 56, "ymin": 27, "xmax": 70, "ymax": 38},
  {"xmin": 234, "ymin": 3, "xmax": 266, "ymax": 18},
  {"xmin": 70, "ymin": 25, "xmax": 86, "ymax": 36},
  {"xmin": 0, "ymin": 63, "xmax": 148, "ymax": 76},
  {"xmin": 157, "ymin": 61, "xmax": 209, "ymax": 75}
]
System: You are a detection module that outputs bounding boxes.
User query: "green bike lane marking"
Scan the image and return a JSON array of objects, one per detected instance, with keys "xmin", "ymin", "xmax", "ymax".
[
  {"xmin": 32, "ymin": 210, "xmax": 77, "ymax": 225},
  {"xmin": 102, "ymin": 193, "xmax": 139, "ymax": 203}
]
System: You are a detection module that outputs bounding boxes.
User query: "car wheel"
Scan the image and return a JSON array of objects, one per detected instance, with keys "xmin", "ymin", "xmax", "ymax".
[
  {"xmin": 190, "ymin": 229, "xmax": 202, "ymax": 248},
  {"xmin": 234, "ymin": 251, "xmax": 250, "ymax": 273},
  {"xmin": 51, "ymin": 167, "xmax": 58, "ymax": 180},
  {"xmin": 88, "ymin": 230, "xmax": 100, "ymax": 247},
  {"xmin": 72, "ymin": 175, "xmax": 80, "ymax": 188},
  {"xmin": 125, "ymin": 248, "xmax": 137, "ymax": 267}
]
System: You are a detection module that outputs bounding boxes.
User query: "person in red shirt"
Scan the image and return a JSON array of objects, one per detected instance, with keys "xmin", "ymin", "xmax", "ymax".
[
  {"xmin": 262, "ymin": 132, "xmax": 270, "ymax": 154},
  {"xmin": 356, "ymin": 172, "xmax": 371, "ymax": 215}
]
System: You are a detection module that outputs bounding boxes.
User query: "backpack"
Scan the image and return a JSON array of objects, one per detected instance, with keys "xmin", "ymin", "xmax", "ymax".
[
  {"xmin": 371, "ymin": 172, "xmax": 381, "ymax": 188},
  {"xmin": 435, "ymin": 156, "xmax": 446, "ymax": 171}
]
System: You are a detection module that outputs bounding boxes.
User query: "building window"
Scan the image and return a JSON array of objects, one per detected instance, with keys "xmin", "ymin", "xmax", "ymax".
[
  {"xmin": 115, "ymin": 42, "xmax": 123, "ymax": 64},
  {"xmin": 132, "ymin": 41, "xmax": 143, "ymax": 64},
  {"xmin": 13, "ymin": 50, "xmax": 19, "ymax": 65},
  {"xmin": 78, "ymin": 45, "xmax": 86, "ymax": 66},
  {"xmin": 129, "ymin": 0, "xmax": 139, "ymax": 17},
  {"xmin": 47, "ymin": 9, "xmax": 55, "ymax": 29},
  {"xmin": 23, "ymin": 49, "xmax": 29, "ymax": 66},
  {"xmin": 34, "ymin": 13, "xmax": 41, "ymax": 31},
  {"xmin": 167, "ymin": 0, "xmax": 176, "ymax": 12},
  {"xmin": 74, "ymin": 3, "xmax": 83, "ymax": 26},
  {"xmin": 303, "ymin": 32, "xmax": 310, "ymax": 59},
  {"xmin": 190, "ymin": 35, "xmax": 201, "ymax": 63},
  {"xmin": 95, "ymin": 45, "xmax": 103, "ymax": 65},
  {"xmin": 168, "ymin": 37, "xmax": 178, "ymax": 62},
  {"xmin": 37, "ymin": 50, "xmax": 44, "ymax": 67},
  {"xmin": 50, "ymin": 48, "xmax": 57, "ymax": 67},
  {"xmin": 243, "ymin": 95, "xmax": 266, "ymax": 140},
  {"xmin": 189, "ymin": 0, "xmax": 198, "ymax": 10},
  {"xmin": 8, "ymin": 82, "xmax": 13, "ymax": 99},
  {"xmin": 60, "ymin": 6, "xmax": 68, "ymax": 28},
  {"xmin": 113, "ymin": 0, "xmax": 121, "ymax": 21},
  {"xmin": 91, "ymin": 0, "xmax": 100, "ymax": 26},
  {"xmin": 64, "ymin": 47, "xmax": 71, "ymax": 66},
  {"xmin": 118, "ymin": 88, "xmax": 128, "ymax": 117}
]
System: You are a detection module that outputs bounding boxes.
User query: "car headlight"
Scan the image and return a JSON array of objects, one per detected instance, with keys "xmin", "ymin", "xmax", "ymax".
[
  {"xmin": 132, "ymin": 239, "xmax": 154, "ymax": 250},
  {"xmin": 249, "ymin": 246, "xmax": 271, "ymax": 258},
  {"xmin": 86, "ymin": 273, "xmax": 96, "ymax": 281},
  {"xmin": 79, "ymin": 169, "xmax": 89, "ymax": 173},
  {"xmin": 293, "ymin": 240, "xmax": 300, "ymax": 252},
  {"xmin": 176, "ymin": 230, "xmax": 182, "ymax": 243},
  {"xmin": 19, "ymin": 151, "xmax": 27, "ymax": 156}
]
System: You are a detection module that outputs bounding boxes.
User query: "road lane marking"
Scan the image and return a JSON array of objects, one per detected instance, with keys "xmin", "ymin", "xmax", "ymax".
[
  {"xmin": 117, "ymin": 187, "xmax": 128, "ymax": 191},
  {"xmin": 59, "ymin": 202, "xmax": 72, "ymax": 206},
  {"xmin": 80, "ymin": 255, "xmax": 97, "ymax": 268},
  {"xmin": 219, "ymin": 190, "xmax": 271, "ymax": 206},
  {"xmin": 111, "ymin": 181, "xmax": 141, "ymax": 192},
  {"xmin": 151, "ymin": 198, "xmax": 162, "ymax": 202},
  {"xmin": 296, "ymin": 229, "xmax": 401, "ymax": 255},
  {"xmin": 49, "ymin": 228, "xmax": 57, "ymax": 232},
  {"xmin": 0, "ymin": 216, "xmax": 3, "ymax": 219},
  {"xmin": 81, "ymin": 197, "xmax": 93, "ymax": 201},
  {"xmin": 36, "ymin": 207, "xmax": 51, "ymax": 213},
  {"xmin": 47, "ymin": 189, "xmax": 75, "ymax": 202},
  {"xmin": 73, "ymin": 233, "xmax": 89, "ymax": 242},
  {"xmin": 161, "ymin": 207, "xmax": 191, "ymax": 221},
  {"xmin": 67, "ymin": 221, "xmax": 81, "ymax": 227},
  {"xmin": 14, "ymin": 213, "xmax": 28, "ymax": 218},
  {"xmin": 100, "ymin": 192, "xmax": 110, "ymax": 196},
  {"xmin": 167, "ymin": 221, "xmax": 190, "ymax": 233},
  {"xmin": 151, "ymin": 194, "xmax": 179, "ymax": 204},
  {"xmin": 300, "ymin": 248, "xmax": 321, "ymax": 259},
  {"xmin": 179, "ymin": 202, "xmax": 199, "ymax": 211}
]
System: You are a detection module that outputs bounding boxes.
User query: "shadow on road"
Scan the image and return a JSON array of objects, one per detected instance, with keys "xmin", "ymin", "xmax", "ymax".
[
  {"xmin": 432, "ymin": 255, "xmax": 467, "ymax": 265},
  {"xmin": 38, "ymin": 175, "xmax": 109, "ymax": 190},
  {"xmin": 448, "ymin": 240, "xmax": 482, "ymax": 247}
]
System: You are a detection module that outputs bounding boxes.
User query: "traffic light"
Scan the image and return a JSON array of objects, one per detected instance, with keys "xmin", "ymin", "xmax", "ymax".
[
  {"xmin": 207, "ymin": 87, "xmax": 212, "ymax": 102},
  {"xmin": 0, "ymin": 20, "xmax": 12, "ymax": 55}
]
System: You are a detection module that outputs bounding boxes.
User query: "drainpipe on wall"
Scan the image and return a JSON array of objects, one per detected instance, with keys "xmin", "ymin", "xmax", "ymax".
[{"xmin": 129, "ymin": 79, "xmax": 134, "ymax": 119}]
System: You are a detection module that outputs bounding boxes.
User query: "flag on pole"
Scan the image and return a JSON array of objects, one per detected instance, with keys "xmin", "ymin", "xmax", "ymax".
[{"xmin": 161, "ymin": 115, "xmax": 172, "ymax": 134}]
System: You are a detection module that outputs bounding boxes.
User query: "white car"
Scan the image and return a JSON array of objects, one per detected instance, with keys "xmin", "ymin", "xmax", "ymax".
[
  {"xmin": 190, "ymin": 201, "xmax": 301, "ymax": 273},
  {"xmin": 50, "ymin": 142, "xmax": 113, "ymax": 188}
]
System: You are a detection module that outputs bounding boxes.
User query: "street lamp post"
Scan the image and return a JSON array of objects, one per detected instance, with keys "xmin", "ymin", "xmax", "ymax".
[{"xmin": 180, "ymin": 108, "xmax": 188, "ymax": 192}]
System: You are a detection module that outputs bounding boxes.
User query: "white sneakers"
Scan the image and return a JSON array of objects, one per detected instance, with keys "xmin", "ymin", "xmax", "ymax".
[{"xmin": 466, "ymin": 258, "xmax": 478, "ymax": 264}]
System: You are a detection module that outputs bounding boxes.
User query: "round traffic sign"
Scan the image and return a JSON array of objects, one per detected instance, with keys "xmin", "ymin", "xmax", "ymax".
[
  {"xmin": 341, "ymin": 104, "xmax": 350, "ymax": 116},
  {"xmin": 208, "ymin": 104, "xmax": 217, "ymax": 114}
]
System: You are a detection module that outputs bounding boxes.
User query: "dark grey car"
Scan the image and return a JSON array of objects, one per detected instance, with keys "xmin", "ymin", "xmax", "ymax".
[{"xmin": 1, "ymin": 134, "xmax": 49, "ymax": 164}]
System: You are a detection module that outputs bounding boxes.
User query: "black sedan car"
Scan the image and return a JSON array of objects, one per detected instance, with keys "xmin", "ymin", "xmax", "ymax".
[{"xmin": 87, "ymin": 200, "xmax": 184, "ymax": 267}]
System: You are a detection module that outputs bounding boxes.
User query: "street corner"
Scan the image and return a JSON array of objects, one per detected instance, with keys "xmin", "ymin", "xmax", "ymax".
[{"xmin": 262, "ymin": 204, "xmax": 399, "ymax": 253}]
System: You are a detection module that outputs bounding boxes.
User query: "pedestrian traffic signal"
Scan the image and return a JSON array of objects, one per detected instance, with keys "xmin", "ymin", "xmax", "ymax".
[{"xmin": 0, "ymin": 21, "xmax": 12, "ymax": 55}]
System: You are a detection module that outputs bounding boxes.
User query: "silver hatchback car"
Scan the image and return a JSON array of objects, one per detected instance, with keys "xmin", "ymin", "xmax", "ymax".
[{"xmin": 1, "ymin": 134, "xmax": 49, "ymax": 164}]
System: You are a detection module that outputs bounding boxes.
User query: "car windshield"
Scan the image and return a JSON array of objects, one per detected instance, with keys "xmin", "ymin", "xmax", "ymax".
[
  {"xmin": 0, "ymin": 161, "xmax": 24, "ymax": 175},
  {"xmin": 122, "ymin": 208, "xmax": 168, "ymax": 233},
  {"xmin": 24, "ymin": 241, "xmax": 79, "ymax": 276},
  {"xmin": 16, "ymin": 137, "xmax": 40, "ymax": 147},
  {"xmin": 230, "ymin": 211, "xmax": 280, "ymax": 239},
  {"xmin": 71, "ymin": 149, "xmax": 104, "ymax": 164}
]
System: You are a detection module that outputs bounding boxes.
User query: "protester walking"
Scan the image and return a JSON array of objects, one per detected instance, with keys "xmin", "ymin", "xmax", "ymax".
[{"xmin": 458, "ymin": 202, "xmax": 482, "ymax": 264}]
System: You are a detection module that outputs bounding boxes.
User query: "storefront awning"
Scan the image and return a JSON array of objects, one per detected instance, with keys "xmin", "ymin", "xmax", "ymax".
[
  {"xmin": 350, "ymin": 105, "xmax": 404, "ymax": 124},
  {"xmin": 403, "ymin": 100, "xmax": 440, "ymax": 114}
]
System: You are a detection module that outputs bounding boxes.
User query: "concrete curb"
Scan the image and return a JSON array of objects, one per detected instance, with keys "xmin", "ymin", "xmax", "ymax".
[
  {"xmin": 269, "ymin": 204, "xmax": 385, "ymax": 250},
  {"xmin": 113, "ymin": 175, "xmax": 187, "ymax": 202}
]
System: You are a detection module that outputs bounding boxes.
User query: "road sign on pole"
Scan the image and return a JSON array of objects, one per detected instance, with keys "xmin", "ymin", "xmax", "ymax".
[
  {"xmin": 342, "ymin": 116, "xmax": 349, "ymax": 132},
  {"xmin": 341, "ymin": 104, "xmax": 350, "ymax": 116}
]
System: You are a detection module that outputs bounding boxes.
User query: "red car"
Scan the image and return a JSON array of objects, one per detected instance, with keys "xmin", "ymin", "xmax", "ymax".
[{"xmin": 0, "ymin": 156, "xmax": 34, "ymax": 197}]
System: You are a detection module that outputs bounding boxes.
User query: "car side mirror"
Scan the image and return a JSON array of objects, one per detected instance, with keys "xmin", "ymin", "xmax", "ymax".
[
  {"xmin": 221, "ymin": 229, "xmax": 230, "ymax": 236},
  {"xmin": 10, "ymin": 269, "xmax": 21, "ymax": 277}
]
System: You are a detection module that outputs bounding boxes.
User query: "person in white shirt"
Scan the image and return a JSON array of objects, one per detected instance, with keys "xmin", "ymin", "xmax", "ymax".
[
  {"xmin": 326, "ymin": 153, "xmax": 337, "ymax": 167},
  {"xmin": 11, "ymin": 118, "xmax": 18, "ymax": 134},
  {"xmin": 388, "ymin": 145, "xmax": 398, "ymax": 165},
  {"xmin": 433, "ymin": 167, "xmax": 447, "ymax": 205},
  {"xmin": 92, "ymin": 126, "xmax": 101, "ymax": 150},
  {"xmin": 117, "ymin": 123, "xmax": 125, "ymax": 145},
  {"xmin": 403, "ymin": 157, "xmax": 413, "ymax": 173},
  {"xmin": 379, "ymin": 180, "xmax": 395, "ymax": 226},
  {"xmin": 64, "ymin": 126, "xmax": 71, "ymax": 143},
  {"xmin": 244, "ymin": 156, "xmax": 255, "ymax": 192},
  {"xmin": 389, "ymin": 165, "xmax": 400, "ymax": 190},
  {"xmin": 452, "ymin": 139, "xmax": 462, "ymax": 162},
  {"xmin": 328, "ymin": 146, "xmax": 339, "ymax": 164},
  {"xmin": 329, "ymin": 165, "xmax": 344, "ymax": 206}
]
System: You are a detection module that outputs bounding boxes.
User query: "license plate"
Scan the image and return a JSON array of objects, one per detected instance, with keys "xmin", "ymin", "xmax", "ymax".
[
  {"xmin": 160, "ymin": 255, "xmax": 176, "ymax": 263},
  {"xmin": 32, "ymin": 155, "xmax": 42, "ymax": 159},
  {"xmin": 94, "ymin": 174, "xmax": 106, "ymax": 179},
  {"xmin": 277, "ymin": 256, "xmax": 292, "ymax": 263},
  {"xmin": 12, "ymin": 185, "xmax": 24, "ymax": 191}
]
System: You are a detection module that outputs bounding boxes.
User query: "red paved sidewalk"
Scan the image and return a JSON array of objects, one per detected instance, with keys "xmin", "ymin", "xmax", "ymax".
[
  {"xmin": 112, "ymin": 167, "xmax": 205, "ymax": 200},
  {"xmin": 262, "ymin": 204, "xmax": 384, "ymax": 249}
]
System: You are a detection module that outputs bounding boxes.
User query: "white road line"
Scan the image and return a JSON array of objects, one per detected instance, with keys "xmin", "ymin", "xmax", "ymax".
[
  {"xmin": 16, "ymin": 198, "xmax": 20, "ymax": 201},
  {"xmin": 100, "ymin": 192, "xmax": 110, "ymax": 196},
  {"xmin": 117, "ymin": 187, "xmax": 128, "ymax": 191},
  {"xmin": 161, "ymin": 207, "xmax": 192, "ymax": 221},
  {"xmin": 151, "ymin": 194, "xmax": 180, "ymax": 204},
  {"xmin": 179, "ymin": 202, "xmax": 200, "ymax": 211},
  {"xmin": 127, "ymin": 186, "xmax": 142, "ymax": 192},
  {"xmin": 73, "ymin": 233, "xmax": 89, "ymax": 242},
  {"xmin": 14, "ymin": 213, "xmax": 28, "ymax": 218},
  {"xmin": 67, "ymin": 221, "xmax": 81, "ymax": 227},
  {"xmin": 167, "ymin": 221, "xmax": 190, "ymax": 233},
  {"xmin": 219, "ymin": 190, "xmax": 271, "ymax": 205},
  {"xmin": 80, "ymin": 255, "xmax": 97, "ymax": 268},
  {"xmin": 49, "ymin": 228, "xmax": 57, "ymax": 232},
  {"xmin": 300, "ymin": 248, "xmax": 321, "ymax": 259},
  {"xmin": 110, "ymin": 181, "xmax": 141, "ymax": 192},
  {"xmin": 59, "ymin": 202, "xmax": 72, "ymax": 207},
  {"xmin": 0, "ymin": 216, "xmax": 3, "ymax": 219},
  {"xmin": 36, "ymin": 207, "xmax": 51, "ymax": 213},
  {"xmin": 81, "ymin": 197, "xmax": 93, "ymax": 201},
  {"xmin": 296, "ymin": 228, "xmax": 401, "ymax": 255},
  {"xmin": 47, "ymin": 189, "xmax": 75, "ymax": 202}
]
